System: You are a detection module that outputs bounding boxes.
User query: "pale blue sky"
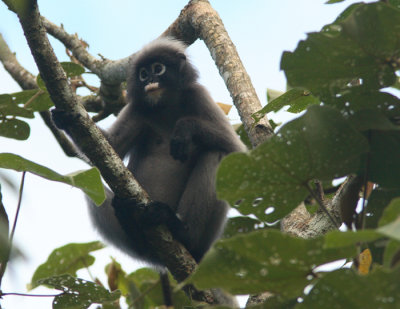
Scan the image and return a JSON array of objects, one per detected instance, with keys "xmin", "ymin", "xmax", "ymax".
[{"xmin": 0, "ymin": 1, "xmax": 363, "ymax": 308}]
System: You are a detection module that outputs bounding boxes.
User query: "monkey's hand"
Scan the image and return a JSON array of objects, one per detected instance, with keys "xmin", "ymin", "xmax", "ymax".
[
  {"xmin": 51, "ymin": 108, "xmax": 81, "ymax": 132},
  {"xmin": 170, "ymin": 120, "xmax": 194, "ymax": 162},
  {"xmin": 143, "ymin": 201, "xmax": 190, "ymax": 247}
]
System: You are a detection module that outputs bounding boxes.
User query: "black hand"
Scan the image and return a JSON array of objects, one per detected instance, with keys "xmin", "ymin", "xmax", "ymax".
[
  {"xmin": 170, "ymin": 134, "xmax": 191, "ymax": 162},
  {"xmin": 51, "ymin": 108, "xmax": 80, "ymax": 132},
  {"xmin": 143, "ymin": 202, "xmax": 190, "ymax": 247},
  {"xmin": 170, "ymin": 121, "xmax": 194, "ymax": 162},
  {"xmin": 113, "ymin": 197, "xmax": 189, "ymax": 245}
]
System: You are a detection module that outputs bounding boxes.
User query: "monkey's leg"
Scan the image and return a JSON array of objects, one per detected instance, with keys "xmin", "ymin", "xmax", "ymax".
[{"xmin": 176, "ymin": 152, "xmax": 229, "ymax": 262}]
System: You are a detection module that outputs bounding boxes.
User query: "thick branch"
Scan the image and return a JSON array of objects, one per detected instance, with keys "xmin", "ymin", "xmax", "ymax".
[
  {"xmin": 0, "ymin": 33, "xmax": 36, "ymax": 89},
  {"xmin": 281, "ymin": 177, "xmax": 362, "ymax": 238},
  {"xmin": 0, "ymin": 33, "xmax": 78, "ymax": 157},
  {"xmin": 163, "ymin": 0, "xmax": 273, "ymax": 147},
  {"xmin": 42, "ymin": 18, "xmax": 130, "ymax": 84},
  {"xmin": 3, "ymin": 0, "xmax": 221, "ymax": 303}
]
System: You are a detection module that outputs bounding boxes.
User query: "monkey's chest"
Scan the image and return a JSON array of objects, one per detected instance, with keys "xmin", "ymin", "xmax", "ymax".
[{"xmin": 128, "ymin": 134, "xmax": 192, "ymax": 207}]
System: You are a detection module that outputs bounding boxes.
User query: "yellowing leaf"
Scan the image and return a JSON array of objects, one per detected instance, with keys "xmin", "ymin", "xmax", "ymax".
[
  {"xmin": 216, "ymin": 102, "xmax": 232, "ymax": 115},
  {"xmin": 358, "ymin": 249, "xmax": 372, "ymax": 275}
]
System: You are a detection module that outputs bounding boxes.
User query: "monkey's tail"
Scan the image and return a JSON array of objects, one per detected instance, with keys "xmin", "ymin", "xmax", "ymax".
[{"xmin": 159, "ymin": 271, "xmax": 173, "ymax": 307}]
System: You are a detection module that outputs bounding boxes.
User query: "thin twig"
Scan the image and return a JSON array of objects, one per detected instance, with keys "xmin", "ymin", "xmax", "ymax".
[
  {"xmin": 0, "ymin": 172, "xmax": 26, "ymax": 288},
  {"xmin": 360, "ymin": 132, "xmax": 372, "ymax": 230},
  {"xmin": 314, "ymin": 180, "xmax": 325, "ymax": 202},
  {"xmin": 131, "ymin": 279, "xmax": 160, "ymax": 306},
  {"xmin": 23, "ymin": 89, "xmax": 44, "ymax": 108},
  {"xmin": 9, "ymin": 172, "xmax": 26, "ymax": 244},
  {"xmin": 306, "ymin": 182, "xmax": 340, "ymax": 229}
]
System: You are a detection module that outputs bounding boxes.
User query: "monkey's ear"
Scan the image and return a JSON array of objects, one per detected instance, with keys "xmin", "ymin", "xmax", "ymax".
[
  {"xmin": 177, "ymin": 52, "xmax": 186, "ymax": 71},
  {"xmin": 177, "ymin": 52, "xmax": 186, "ymax": 61}
]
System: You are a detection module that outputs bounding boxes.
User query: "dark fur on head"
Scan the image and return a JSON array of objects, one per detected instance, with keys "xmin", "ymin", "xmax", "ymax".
[{"xmin": 127, "ymin": 37, "xmax": 199, "ymax": 111}]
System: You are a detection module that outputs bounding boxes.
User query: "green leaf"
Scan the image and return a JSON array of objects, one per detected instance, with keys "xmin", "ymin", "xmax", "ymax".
[
  {"xmin": 0, "ymin": 119, "xmax": 30, "ymax": 140},
  {"xmin": 266, "ymin": 88, "xmax": 284, "ymax": 102},
  {"xmin": 383, "ymin": 239, "xmax": 400, "ymax": 268},
  {"xmin": 261, "ymin": 88, "xmax": 319, "ymax": 115},
  {"xmin": 326, "ymin": 0, "xmax": 345, "ymax": 3},
  {"xmin": 38, "ymin": 274, "xmax": 120, "ymax": 309},
  {"xmin": 241, "ymin": 296, "xmax": 298, "ymax": 309},
  {"xmin": 324, "ymin": 230, "xmax": 383, "ymax": 249},
  {"xmin": 127, "ymin": 268, "xmax": 191, "ymax": 308},
  {"xmin": 378, "ymin": 198, "xmax": 400, "ymax": 227},
  {"xmin": 349, "ymin": 110, "xmax": 399, "ymax": 132},
  {"xmin": 298, "ymin": 268, "xmax": 400, "ymax": 308},
  {"xmin": 235, "ymin": 124, "xmax": 252, "ymax": 149},
  {"xmin": 30, "ymin": 242, "xmax": 104, "ymax": 290},
  {"xmin": 190, "ymin": 229, "xmax": 356, "ymax": 297},
  {"xmin": 0, "ymin": 189, "xmax": 10, "ymax": 266},
  {"xmin": 378, "ymin": 217, "xmax": 400, "ymax": 242},
  {"xmin": 369, "ymin": 132, "xmax": 400, "ymax": 188},
  {"xmin": 61, "ymin": 62, "xmax": 85, "ymax": 77},
  {"xmin": 0, "ymin": 153, "xmax": 105, "ymax": 205},
  {"xmin": 36, "ymin": 75, "xmax": 47, "ymax": 91},
  {"xmin": 333, "ymin": 91, "xmax": 400, "ymax": 118},
  {"xmin": 12, "ymin": 89, "xmax": 54, "ymax": 111},
  {"xmin": 222, "ymin": 216, "xmax": 265, "ymax": 239},
  {"xmin": 217, "ymin": 106, "xmax": 368, "ymax": 222},
  {"xmin": 281, "ymin": 2, "xmax": 400, "ymax": 100},
  {"xmin": 389, "ymin": 0, "xmax": 400, "ymax": 10},
  {"xmin": 366, "ymin": 188, "xmax": 400, "ymax": 229},
  {"xmin": 0, "ymin": 94, "xmax": 34, "ymax": 118},
  {"xmin": 35, "ymin": 62, "xmax": 85, "ymax": 93}
]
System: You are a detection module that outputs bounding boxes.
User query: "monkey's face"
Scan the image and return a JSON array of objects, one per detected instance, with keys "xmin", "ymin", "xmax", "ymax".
[{"xmin": 136, "ymin": 61, "xmax": 180, "ymax": 107}]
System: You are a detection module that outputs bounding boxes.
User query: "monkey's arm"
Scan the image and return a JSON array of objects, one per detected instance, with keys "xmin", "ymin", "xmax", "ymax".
[
  {"xmin": 170, "ymin": 117, "xmax": 244, "ymax": 162},
  {"xmin": 51, "ymin": 106, "xmax": 143, "ymax": 160},
  {"xmin": 104, "ymin": 104, "xmax": 144, "ymax": 158}
]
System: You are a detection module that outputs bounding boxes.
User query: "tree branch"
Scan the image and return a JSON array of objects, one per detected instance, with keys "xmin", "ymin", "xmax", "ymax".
[
  {"xmin": 42, "ymin": 18, "xmax": 130, "ymax": 84},
  {"xmin": 0, "ymin": 33, "xmax": 78, "ymax": 157},
  {"xmin": 281, "ymin": 176, "xmax": 363, "ymax": 238},
  {"xmin": 42, "ymin": 0, "xmax": 273, "ymax": 147},
  {"xmin": 163, "ymin": 0, "xmax": 274, "ymax": 147}
]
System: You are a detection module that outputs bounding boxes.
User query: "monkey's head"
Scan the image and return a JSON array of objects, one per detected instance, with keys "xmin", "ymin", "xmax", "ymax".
[{"xmin": 127, "ymin": 37, "xmax": 198, "ymax": 110}]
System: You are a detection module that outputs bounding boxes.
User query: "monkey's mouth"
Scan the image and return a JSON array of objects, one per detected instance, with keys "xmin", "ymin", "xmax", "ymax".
[
  {"xmin": 144, "ymin": 82, "xmax": 164, "ymax": 104},
  {"xmin": 144, "ymin": 82, "xmax": 163, "ymax": 93}
]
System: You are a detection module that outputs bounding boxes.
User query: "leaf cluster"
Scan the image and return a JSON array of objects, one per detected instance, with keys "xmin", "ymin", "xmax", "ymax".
[{"xmin": 205, "ymin": 1, "xmax": 400, "ymax": 307}]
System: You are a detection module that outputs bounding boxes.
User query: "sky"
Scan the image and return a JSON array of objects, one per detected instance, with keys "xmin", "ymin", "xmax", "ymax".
[{"xmin": 0, "ymin": 1, "xmax": 363, "ymax": 308}]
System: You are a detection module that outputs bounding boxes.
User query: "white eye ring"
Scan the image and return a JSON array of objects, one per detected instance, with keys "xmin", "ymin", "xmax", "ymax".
[
  {"xmin": 139, "ymin": 68, "xmax": 148, "ymax": 82},
  {"xmin": 152, "ymin": 63, "xmax": 166, "ymax": 76}
]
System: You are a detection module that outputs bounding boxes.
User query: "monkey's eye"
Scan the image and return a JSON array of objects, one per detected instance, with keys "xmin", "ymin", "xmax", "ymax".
[
  {"xmin": 152, "ymin": 63, "xmax": 166, "ymax": 76},
  {"xmin": 139, "ymin": 68, "xmax": 149, "ymax": 82}
]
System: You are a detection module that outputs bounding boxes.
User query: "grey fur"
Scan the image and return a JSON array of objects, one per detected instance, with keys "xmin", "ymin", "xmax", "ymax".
[{"xmin": 88, "ymin": 37, "xmax": 246, "ymax": 266}]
